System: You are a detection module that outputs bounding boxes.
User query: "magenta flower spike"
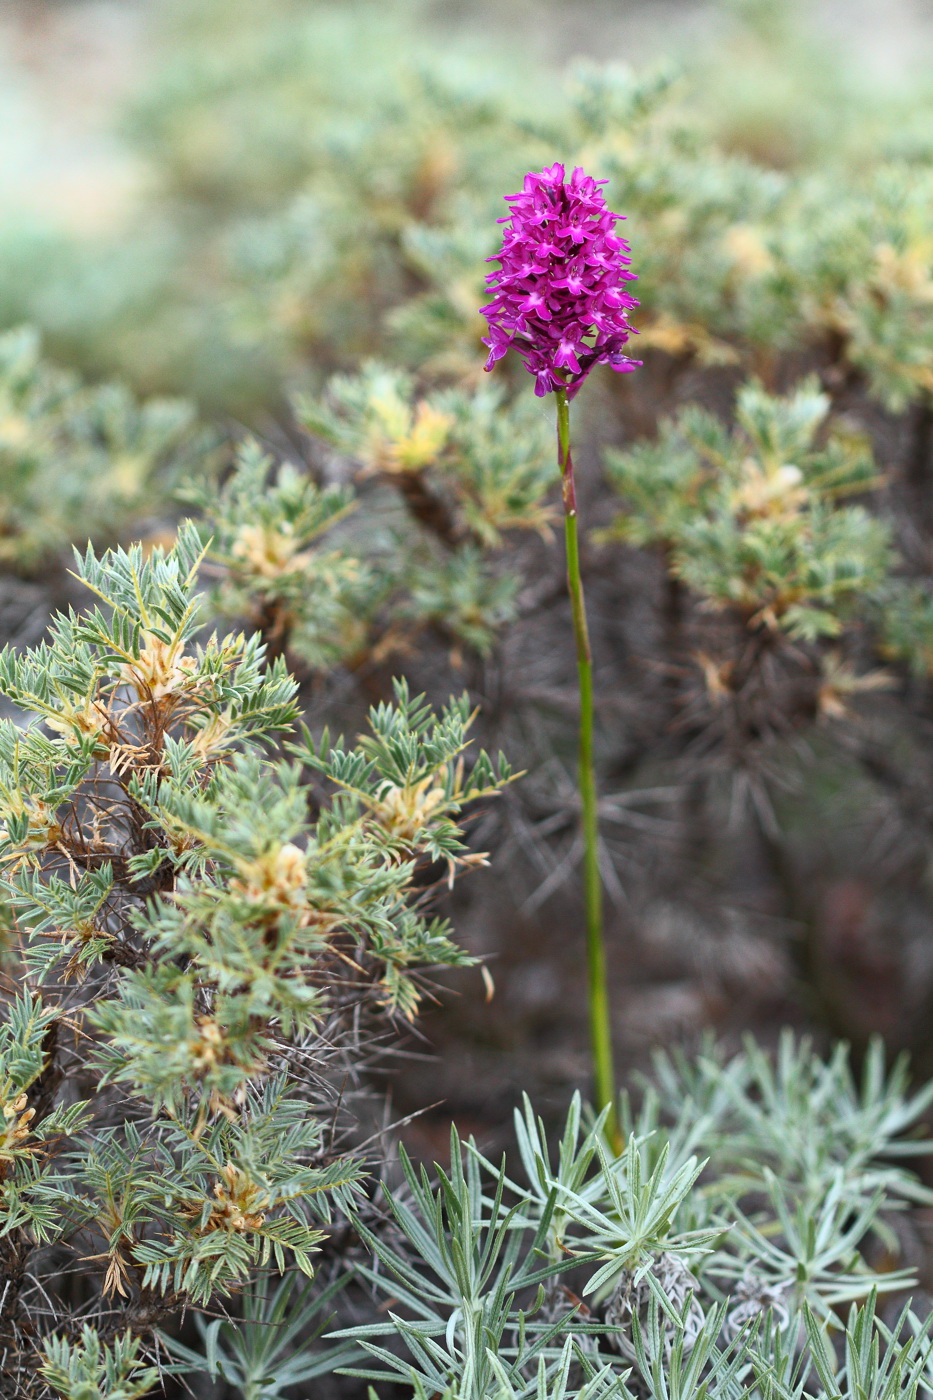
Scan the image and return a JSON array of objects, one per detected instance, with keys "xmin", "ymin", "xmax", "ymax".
[
  {"xmin": 480, "ymin": 163, "xmax": 641, "ymax": 398},
  {"xmin": 481, "ymin": 165, "xmax": 642, "ymax": 1149}
]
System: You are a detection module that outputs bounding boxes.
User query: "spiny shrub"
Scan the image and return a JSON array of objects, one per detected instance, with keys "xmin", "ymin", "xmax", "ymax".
[
  {"xmin": 604, "ymin": 376, "xmax": 891, "ymax": 642},
  {"xmin": 6, "ymin": 1, "xmax": 933, "ymax": 424},
  {"xmin": 189, "ymin": 369, "xmax": 555, "ymax": 669},
  {"xmin": 590, "ymin": 375, "xmax": 924, "ymax": 764},
  {"xmin": 0, "ymin": 527, "xmax": 509, "ymax": 1394},
  {"xmin": 0, "ymin": 328, "xmax": 202, "ymax": 574}
]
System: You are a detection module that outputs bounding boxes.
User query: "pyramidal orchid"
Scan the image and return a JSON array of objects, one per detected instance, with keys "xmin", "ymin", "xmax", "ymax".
[
  {"xmin": 481, "ymin": 162, "xmax": 640, "ymax": 399},
  {"xmin": 481, "ymin": 164, "xmax": 641, "ymax": 1149}
]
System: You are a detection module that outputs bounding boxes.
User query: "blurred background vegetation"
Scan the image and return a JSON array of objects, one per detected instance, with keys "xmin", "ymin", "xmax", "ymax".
[{"xmin": 5, "ymin": 0, "xmax": 933, "ymax": 1157}]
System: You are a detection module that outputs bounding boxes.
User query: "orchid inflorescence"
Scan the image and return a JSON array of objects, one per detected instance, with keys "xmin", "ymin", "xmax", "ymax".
[
  {"xmin": 482, "ymin": 161, "xmax": 641, "ymax": 1143},
  {"xmin": 481, "ymin": 162, "xmax": 641, "ymax": 398}
]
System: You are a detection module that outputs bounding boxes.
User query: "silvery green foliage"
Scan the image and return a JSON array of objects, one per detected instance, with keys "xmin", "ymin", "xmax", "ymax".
[
  {"xmin": 39, "ymin": 1327, "xmax": 158, "ymax": 1400},
  {"xmin": 754, "ymin": 1295, "xmax": 933, "ymax": 1400},
  {"xmin": 323, "ymin": 1035, "xmax": 933, "ymax": 1400},
  {"xmin": 335, "ymin": 1129, "xmax": 602, "ymax": 1398},
  {"xmin": 159, "ymin": 1271, "xmax": 362, "ymax": 1397},
  {"xmin": 0, "ymin": 527, "xmax": 510, "ymax": 1391}
]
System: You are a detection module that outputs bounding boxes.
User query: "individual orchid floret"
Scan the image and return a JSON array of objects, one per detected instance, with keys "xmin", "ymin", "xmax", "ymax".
[{"xmin": 480, "ymin": 163, "xmax": 641, "ymax": 398}]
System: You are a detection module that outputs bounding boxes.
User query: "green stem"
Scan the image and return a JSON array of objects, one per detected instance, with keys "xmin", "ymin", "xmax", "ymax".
[{"xmin": 555, "ymin": 387, "xmax": 619, "ymax": 1149}]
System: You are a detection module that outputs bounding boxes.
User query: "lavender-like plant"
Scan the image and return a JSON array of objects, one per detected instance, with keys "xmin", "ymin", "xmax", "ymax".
[{"xmin": 481, "ymin": 163, "xmax": 640, "ymax": 1142}]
